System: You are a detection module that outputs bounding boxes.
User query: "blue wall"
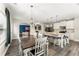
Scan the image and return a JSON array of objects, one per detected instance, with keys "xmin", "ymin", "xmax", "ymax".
[{"xmin": 19, "ymin": 25, "xmax": 30, "ymax": 33}]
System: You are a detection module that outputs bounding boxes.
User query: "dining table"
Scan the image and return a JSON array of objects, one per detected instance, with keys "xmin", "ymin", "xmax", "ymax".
[
  {"xmin": 44, "ymin": 32, "xmax": 69, "ymax": 48},
  {"xmin": 20, "ymin": 35, "xmax": 36, "ymax": 50},
  {"xmin": 44, "ymin": 32, "xmax": 58, "ymax": 38}
]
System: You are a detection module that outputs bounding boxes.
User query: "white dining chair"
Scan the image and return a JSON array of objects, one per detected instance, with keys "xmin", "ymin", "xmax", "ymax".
[
  {"xmin": 33, "ymin": 32, "xmax": 43, "ymax": 38},
  {"xmin": 53, "ymin": 36, "xmax": 61, "ymax": 46},
  {"xmin": 53, "ymin": 33, "xmax": 65, "ymax": 48},
  {"xmin": 35, "ymin": 37, "xmax": 48, "ymax": 56},
  {"xmin": 57, "ymin": 33, "xmax": 69, "ymax": 48},
  {"xmin": 38, "ymin": 33, "xmax": 43, "ymax": 38},
  {"xmin": 59, "ymin": 34, "xmax": 64, "ymax": 48},
  {"xmin": 23, "ymin": 37, "xmax": 48, "ymax": 56},
  {"xmin": 64, "ymin": 33, "xmax": 69, "ymax": 44},
  {"xmin": 63, "ymin": 33, "xmax": 69, "ymax": 47}
]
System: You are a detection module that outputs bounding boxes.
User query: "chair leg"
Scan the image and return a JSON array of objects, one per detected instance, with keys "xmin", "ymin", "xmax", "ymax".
[
  {"xmin": 64, "ymin": 39, "xmax": 67, "ymax": 47},
  {"xmin": 66, "ymin": 38, "xmax": 69, "ymax": 44},
  {"xmin": 57, "ymin": 39, "xmax": 61, "ymax": 46},
  {"xmin": 18, "ymin": 42, "xmax": 23, "ymax": 56},
  {"xmin": 54, "ymin": 39, "xmax": 58, "ymax": 46},
  {"xmin": 60, "ymin": 39, "xmax": 64, "ymax": 48},
  {"xmin": 47, "ymin": 43, "xmax": 49, "ymax": 56}
]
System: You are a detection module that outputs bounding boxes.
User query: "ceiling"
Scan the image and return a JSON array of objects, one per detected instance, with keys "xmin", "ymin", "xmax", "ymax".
[{"xmin": 4, "ymin": 3, "xmax": 79, "ymax": 23}]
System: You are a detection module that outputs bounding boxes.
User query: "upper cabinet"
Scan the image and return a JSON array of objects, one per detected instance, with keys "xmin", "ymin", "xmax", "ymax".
[{"xmin": 54, "ymin": 20, "xmax": 74, "ymax": 30}]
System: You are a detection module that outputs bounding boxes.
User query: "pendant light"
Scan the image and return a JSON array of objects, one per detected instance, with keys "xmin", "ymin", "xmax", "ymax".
[{"xmin": 30, "ymin": 5, "xmax": 34, "ymax": 26}]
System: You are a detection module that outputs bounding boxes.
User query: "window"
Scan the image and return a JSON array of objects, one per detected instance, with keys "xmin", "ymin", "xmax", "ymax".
[
  {"xmin": 35, "ymin": 24, "xmax": 41, "ymax": 30},
  {"xmin": 59, "ymin": 26, "xmax": 66, "ymax": 33},
  {"xmin": 45, "ymin": 24, "xmax": 54, "ymax": 32}
]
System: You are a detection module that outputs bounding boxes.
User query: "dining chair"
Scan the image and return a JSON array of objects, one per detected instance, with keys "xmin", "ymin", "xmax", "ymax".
[
  {"xmin": 23, "ymin": 37, "xmax": 48, "ymax": 56},
  {"xmin": 38, "ymin": 33, "xmax": 43, "ymax": 38},
  {"xmin": 59, "ymin": 34, "xmax": 64, "ymax": 48},
  {"xmin": 17, "ymin": 34, "xmax": 23, "ymax": 56},
  {"xmin": 52, "ymin": 33, "xmax": 65, "ymax": 48},
  {"xmin": 58, "ymin": 33, "xmax": 69, "ymax": 48},
  {"xmin": 53, "ymin": 36, "xmax": 61, "ymax": 46},
  {"xmin": 34, "ymin": 32, "xmax": 43, "ymax": 38},
  {"xmin": 63, "ymin": 33, "xmax": 69, "ymax": 46}
]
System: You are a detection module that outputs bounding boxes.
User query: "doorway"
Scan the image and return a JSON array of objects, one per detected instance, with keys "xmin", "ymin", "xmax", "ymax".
[
  {"xmin": 5, "ymin": 8, "xmax": 11, "ymax": 46},
  {"xmin": 19, "ymin": 24, "xmax": 30, "ymax": 38}
]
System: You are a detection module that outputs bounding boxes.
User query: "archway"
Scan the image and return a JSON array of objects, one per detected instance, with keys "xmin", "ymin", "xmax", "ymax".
[{"xmin": 5, "ymin": 8, "xmax": 11, "ymax": 46}]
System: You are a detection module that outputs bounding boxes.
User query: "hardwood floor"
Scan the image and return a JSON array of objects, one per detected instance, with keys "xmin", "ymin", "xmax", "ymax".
[
  {"xmin": 5, "ymin": 39, "xmax": 19, "ymax": 56},
  {"xmin": 5, "ymin": 39, "xmax": 79, "ymax": 56},
  {"xmin": 48, "ymin": 40, "xmax": 79, "ymax": 56}
]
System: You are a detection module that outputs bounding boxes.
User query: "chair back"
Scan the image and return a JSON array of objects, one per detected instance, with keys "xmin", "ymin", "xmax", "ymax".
[
  {"xmin": 35, "ymin": 37, "xmax": 48, "ymax": 56},
  {"xmin": 34, "ymin": 32, "xmax": 43, "ymax": 38},
  {"xmin": 38, "ymin": 33, "xmax": 43, "ymax": 38}
]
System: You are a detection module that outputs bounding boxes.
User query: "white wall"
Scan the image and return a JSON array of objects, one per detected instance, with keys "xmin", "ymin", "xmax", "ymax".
[
  {"xmin": 0, "ymin": 4, "xmax": 9, "ymax": 56},
  {"xmin": 13, "ymin": 19, "xmax": 31, "ymax": 39},
  {"xmin": 74, "ymin": 17, "xmax": 79, "ymax": 41},
  {"xmin": 0, "ymin": 3, "xmax": 13, "ymax": 56}
]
